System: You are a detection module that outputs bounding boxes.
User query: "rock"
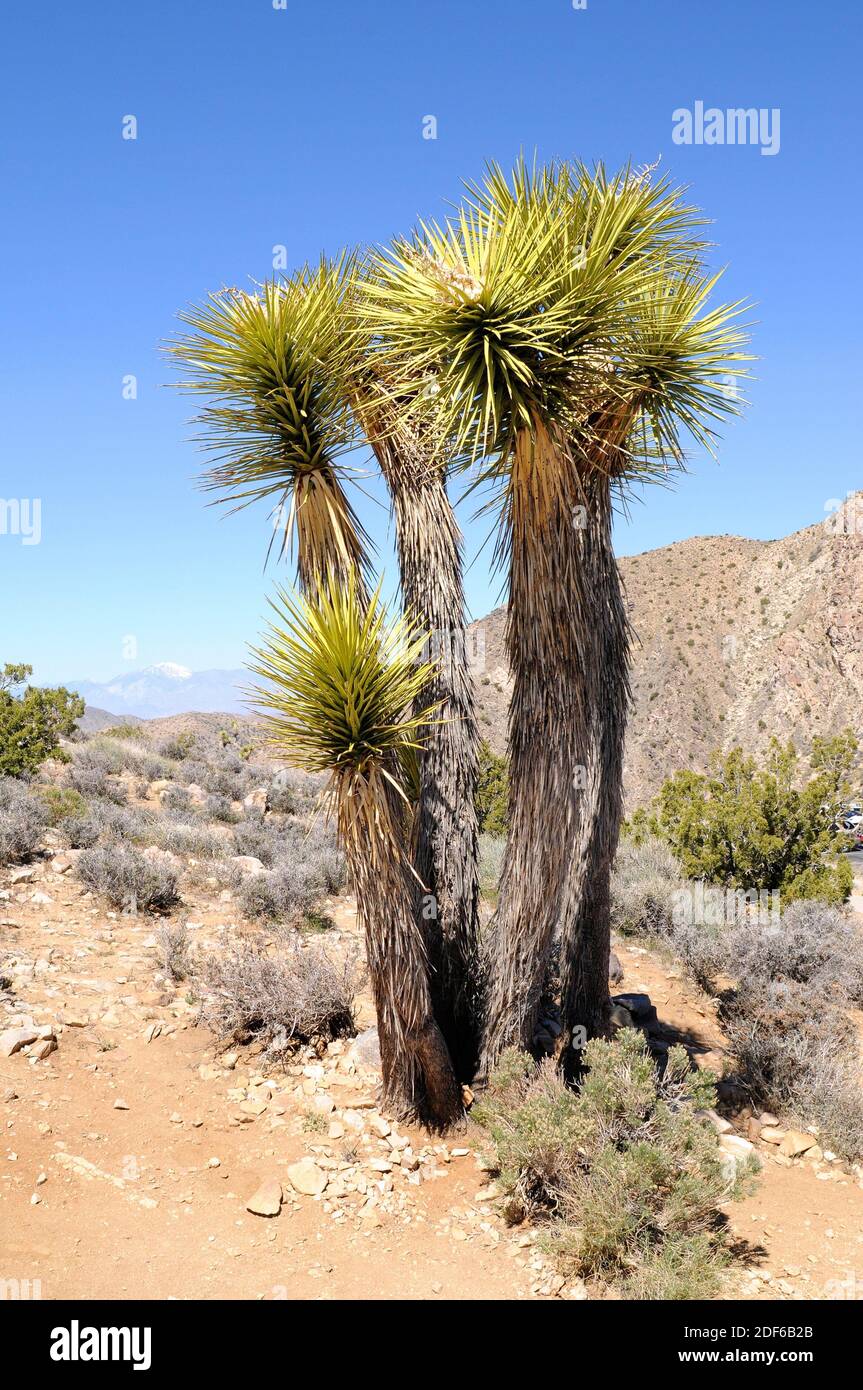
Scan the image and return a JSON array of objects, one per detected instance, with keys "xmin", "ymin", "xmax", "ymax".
[
  {"xmin": 760, "ymin": 1126, "xmax": 785, "ymax": 1145},
  {"xmin": 609, "ymin": 1003, "xmax": 634, "ymax": 1029},
  {"xmin": 246, "ymin": 1179, "xmax": 282, "ymax": 1217},
  {"xmin": 759, "ymin": 1112, "xmax": 779, "ymax": 1126},
  {"xmin": 612, "ymin": 993, "xmax": 658, "ymax": 1027},
  {"xmin": 142, "ymin": 846, "xmax": 182, "ymax": 873},
  {"xmin": 231, "ymin": 855, "xmax": 266, "ymax": 877},
  {"xmin": 243, "ymin": 788, "xmax": 269, "ymax": 813},
  {"xmin": 719, "ymin": 1133, "xmax": 757, "ymax": 1180},
  {"xmin": 0, "ymin": 1027, "xmax": 38, "ymax": 1058},
  {"xmin": 113, "ymin": 1099, "xmax": 130, "ymax": 1111},
  {"xmin": 698, "ymin": 1109, "xmax": 733, "ymax": 1135},
  {"xmin": 10, "ymin": 866, "xmax": 35, "ymax": 884},
  {"xmin": 31, "ymin": 1039, "xmax": 57, "ymax": 1061},
  {"xmin": 351, "ymin": 1026, "xmax": 382, "ymax": 1070},
  {"xmin": 51, "ymin": 852, "xmax": 81, "ymax": 874},
  {"xmin": 184, "ymin": 783, "xmax": 208, "ymax": 806},
  {"xmin": 779, "ymin": 1130, "xmax": 818, "ymax": 1158},
  {"xmin": 287, "ymin": 1159, "xmax": 328, "ymax": 1196}
]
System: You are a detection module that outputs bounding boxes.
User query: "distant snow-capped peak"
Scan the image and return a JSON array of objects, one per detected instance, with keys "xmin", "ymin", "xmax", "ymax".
[{"xmin": 144, "ymin": 662, "xmax": 192, "ymax": 681}]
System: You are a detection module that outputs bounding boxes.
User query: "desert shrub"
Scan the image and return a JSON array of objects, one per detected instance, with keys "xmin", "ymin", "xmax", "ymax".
[
  {"xmin": 304, "ymin": 841, "xmax": 347, "ymax": 894},
  {"xmin": 237, "ymin": 861, "xmax": 324, "ymax": 923},
  {"xmin": 160, "ymin": 784, "xmax": 191, "ymax": 812},
  {"xmin": 153, "ymin": 815, "xmax": 224, "ymax": 859},
  {"xmin": 156, "ymin": 919, "xmax": 191, "ymax": 982},
  {"xmin": 611, "ymin": 834, "xmax": 685, "ymax": 938},
  {"xmin": 610, "ymin": 836, "xmax": 724, "ymax": 989},
  {"xmin": 198, "ymin": 940, "xmax": 360, "ymax": 1048},
  {"xmin": 267, "ymin": 771, "xmax": 298, "ymax": 814},
  {"xmin": 721, "ymin": 977, "xmax": 863, "ymax": 1160},
  {"xmin": 726, "ymin": 898, "xmax": 863, "ymax": 1005},
  {"xmin": 69, "ymin": 760, "xmax": 128, "ymax": 804},
  {"xmin": 33, "ymin": 785, "xmax": 87, "ymax": 826},
  {"xmin": 0, "ymin": 664, "xmax": 84, "ymax": 777},
  {"xmin": 156, "ymin": 732, "xmax": 196, "ymax": 762},
  {"xmin": 77, "ymin": 844, "xmax": 180, "ymax": 913},
  {"xmin": 472, "ymin": 1032, "xmax": 756, "ymax": 1298},
  {"xmin": 651, "ymin": 734, "xmax": 856, "ymax": 904},
  {"xmin": 0, "ymin": 782, "xmax": 46, "ymax": 864},
  {"xmin": 478, "ymin": 833, "xmax": 505, "ymax": 899},
  {"xmin": 232, "ymin": 816, "xmax": 281, "ymax": 865},
  {"xmin": 67, "ymin": 798, "xmax": 154, "ymax": 846},
  {"xmin": 61, "ymin": 813, "xmax": 102, "ymax": 849},
  {"xmin": 205, "ymin": 793, "xmax": 238, "ymax": 823},
  {"xmin": 102, "ymin": 723, "xmax": 145, "ymax": 741},
  {"xmin": 475, "ymin": 740, "xmax": 508, "ymax": 836}
]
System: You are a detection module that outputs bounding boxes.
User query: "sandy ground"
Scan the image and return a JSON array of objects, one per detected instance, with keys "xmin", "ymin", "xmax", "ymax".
[{"xmin": 3, "ymin": 858, "xmax": 863, "ymax": 1303}]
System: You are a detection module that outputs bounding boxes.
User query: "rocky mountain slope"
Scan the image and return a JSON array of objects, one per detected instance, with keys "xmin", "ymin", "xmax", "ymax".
[{"xmin": 469, "ymin": 494, "xmax": 863, "ymax": 808}]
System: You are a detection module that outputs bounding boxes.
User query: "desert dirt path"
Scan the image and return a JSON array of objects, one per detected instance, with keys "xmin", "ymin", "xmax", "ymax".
[{"xmin": 3, "ymin": 860, "xmax": 863, "ymax": 1302}]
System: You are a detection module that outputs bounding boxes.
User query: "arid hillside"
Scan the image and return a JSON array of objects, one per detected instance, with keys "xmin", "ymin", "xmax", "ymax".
[{"xmin": 469, "ymin": 494, "xmax": 863, "ymax": 808}]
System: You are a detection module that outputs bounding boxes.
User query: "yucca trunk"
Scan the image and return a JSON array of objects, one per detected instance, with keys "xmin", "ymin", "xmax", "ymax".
[
  {"xmin": 479, "ymin": 420, "xmax": 594, "ymax": 1074},
  {"xmin": 340, "ymin": 766, "xmax": 463, "ymax": 1128},
  {"xmin": 558, "ymin": 472, "xmax": 630, "ymax": 1070},
  {"xmin": 367, "ymin": 417, "xmax": 482, "ymax": 1078}
]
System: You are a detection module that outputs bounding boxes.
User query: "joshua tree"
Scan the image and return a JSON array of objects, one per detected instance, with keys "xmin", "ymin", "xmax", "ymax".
[
  {"xmin": 250, "ymin": 577, "xmax": 462, "ymax": 1127},
  {"xmin": 360, "ymin": 160, "xmax": 750, "ymax": 1076},
  {"xmin": 169, "ymin": 259, "xmax": 482, "ymax": 1077}
]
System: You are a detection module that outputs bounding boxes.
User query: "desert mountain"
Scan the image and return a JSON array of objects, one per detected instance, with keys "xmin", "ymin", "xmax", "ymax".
[
  {"xmin": 469, "ymin": 493, "xmax": 863, "ymax": 809},
  {"xmin": 69, "ymin": 662, "xmax": 248, "ymax": 721}
]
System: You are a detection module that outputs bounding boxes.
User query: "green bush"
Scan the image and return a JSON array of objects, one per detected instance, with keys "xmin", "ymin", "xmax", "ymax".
[
  {"xmin": 0, "ymin": 664, "xmax": 84, "ymax": 778},
  {"xmin": 102, "ymin": 723, "xmax": 145, "ymax": 741},
  {"xmin": 34, "ymin": 785, "xmax": 88, "ymax": 826},
  {"xmin": 475, "ymin": 739, "xmax": 508, "ymax": 836},
  {"xmin": 472, "ymin": 1032, "xmax": 757, "ymax": 1299},
  {"xmin": 645, "ymin": 732, "xmax": 857, "ymax": 903}
]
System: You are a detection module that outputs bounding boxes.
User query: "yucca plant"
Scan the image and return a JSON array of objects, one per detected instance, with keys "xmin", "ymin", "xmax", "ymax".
[
  {"xmin": 360, "ymin": 159, "xmax": 750, "ymax": 1076},
  {"xmin": 250, "ymin": 576, "xmax": 463, "ymax": 1127},
  {"xmin": 169, "ymin": 256, "xmax": 482, "ymax": 1079},
  {"xmin": 166, "ymin": 258, "xmax": 371, "ymax": 594}
]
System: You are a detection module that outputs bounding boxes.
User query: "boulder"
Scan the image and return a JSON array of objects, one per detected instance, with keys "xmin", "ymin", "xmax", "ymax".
[
  {"xmin": 0, "ymin": 1027, "xmax": 38, "ymax": 1058},
  {"xmin": 286, "ymin": 1159, "xmax": 328, "ymax": 1196},
  {"xmin": 779, "ymin": 1130, "xmax": 818, "ymax": 1159}
]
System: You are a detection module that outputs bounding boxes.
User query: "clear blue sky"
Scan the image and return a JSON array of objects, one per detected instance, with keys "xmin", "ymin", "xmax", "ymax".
[{"xmin": 1, "ymin": 0, "xmax": 860, "ymax": 683}]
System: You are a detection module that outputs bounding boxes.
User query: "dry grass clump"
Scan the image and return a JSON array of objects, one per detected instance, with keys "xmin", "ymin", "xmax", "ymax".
[
  {"xmin": 199, "ymin": 940, "xmax": 361, "ymax": 1050},
  {"xmin": 156, "ymin": 919, "xmax": 192, "ymax": 982},
  {"xmin": 472, "ymin": 1030, "xmax": 757, "ymax": 1300}
]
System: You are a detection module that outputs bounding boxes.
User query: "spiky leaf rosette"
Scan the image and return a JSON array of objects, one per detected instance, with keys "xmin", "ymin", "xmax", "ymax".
[
  {"xmin": 166, "ymin": 257, "xmax": 371, "ymax": 590},
  {"xmin": 250, "ymin": 577, "xmax": 438, "ymax": 854},
  {"xmin": 358, "ymin": 158, "xmax": 751, "ymax": 500}
]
